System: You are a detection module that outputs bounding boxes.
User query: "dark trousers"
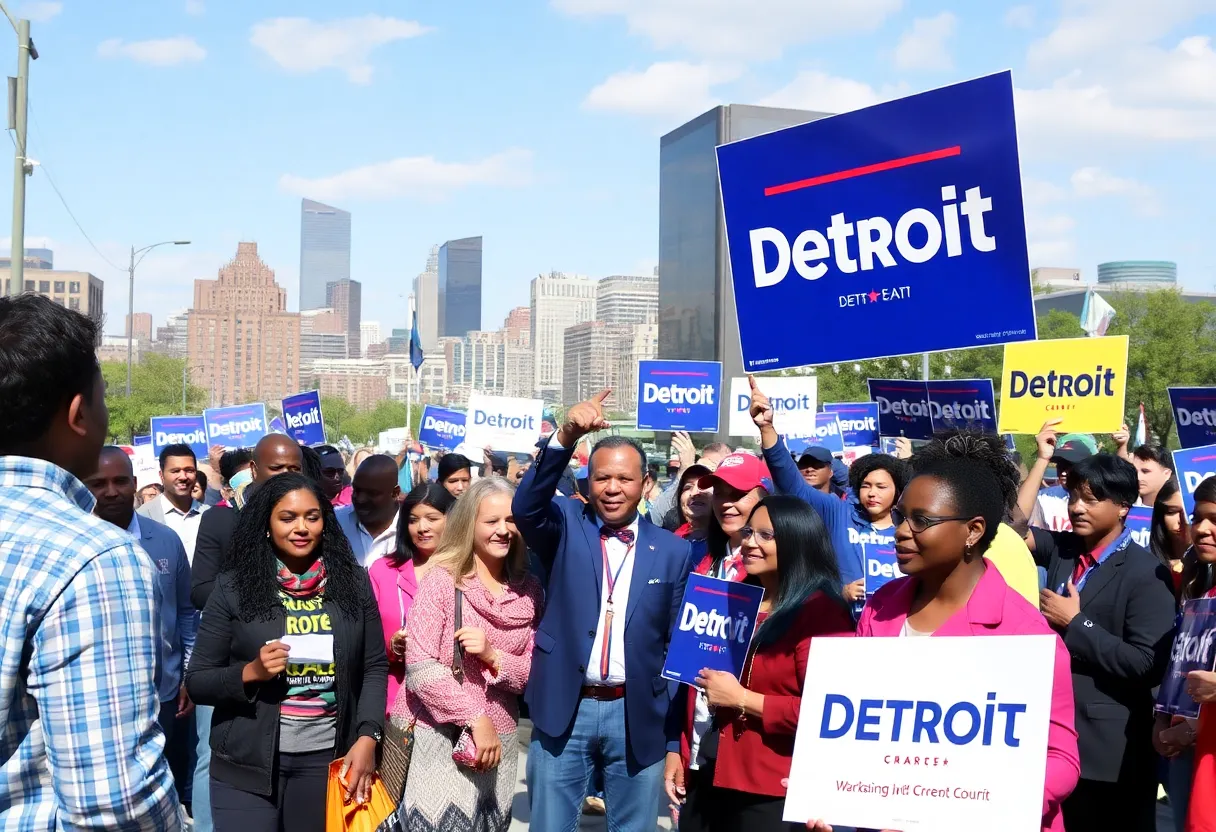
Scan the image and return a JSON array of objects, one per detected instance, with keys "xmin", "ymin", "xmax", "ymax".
[
  {"xmin": 1062, "ymin": 776, "xmax": 1158, "ymax": 832},
  {"xmin": 211, "ymin": 750, "xmax": 331, "ymax": 832},
  {"xmin": 678, "ymin": 764, "xmax": 802, "ymax": 832},
  {"xmin": 157, "ymin": 699, "xmax": 196, "ymax": 807}
]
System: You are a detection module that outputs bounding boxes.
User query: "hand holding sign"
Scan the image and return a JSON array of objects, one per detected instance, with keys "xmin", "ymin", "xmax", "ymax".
[
  {"xmin": 1112, "ymin": 424, "xmax": 1131, "ymax": 452},
  {"xmin": 1187, "ymin": 670, "xmax": 1216, "ymax": 703},
  {"xmin": 557, "ymin": 390, "xmax": 611, "ymax": 447},
  {"xmin": 696, "ymin": 667, "xmax": 747, "ymax": 710},
  {"xmin": 1034, "ymin": 419, "xmax": 1064, "ymax": 462},
  {"xmin": 671, "ymin": 431, "xmax": 697, "ymax": 470},
  {"xmin": 748, "ymin": 375, "xmax": 775, "ymax": 430}
]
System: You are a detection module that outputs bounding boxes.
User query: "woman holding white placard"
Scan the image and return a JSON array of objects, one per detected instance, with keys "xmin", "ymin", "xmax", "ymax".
[{"xmin": 807, "ymin": 432, "xmax": 1080, "ymax": 832}]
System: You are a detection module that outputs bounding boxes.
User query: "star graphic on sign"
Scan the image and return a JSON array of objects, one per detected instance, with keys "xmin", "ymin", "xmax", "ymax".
[{"xmin": 868, "ymin": 290, "xmax": 880, "ymax": 303}]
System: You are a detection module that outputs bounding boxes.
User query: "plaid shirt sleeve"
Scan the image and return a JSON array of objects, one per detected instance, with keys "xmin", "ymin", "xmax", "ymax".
[{"xmin": 28, "ymin": 541, "xmax": 183, "ymax": 831}]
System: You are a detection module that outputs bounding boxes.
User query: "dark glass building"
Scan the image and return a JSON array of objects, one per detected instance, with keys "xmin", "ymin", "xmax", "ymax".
[
  {"xmin": 299, "ymin": 199, "xmax": 351, "ymax": 311},
  {"xmin": 438, "ymin": 236, "xmax": 483, "ymax": 337},
  {"xmin": 658, "ymin": 104, "xmax": 831, "ymax": 439}
]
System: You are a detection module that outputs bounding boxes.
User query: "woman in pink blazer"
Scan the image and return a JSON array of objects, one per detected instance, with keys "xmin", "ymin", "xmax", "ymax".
[
  {"xmin": 808, "ymin": 432, "xmax": 1080, "ymax": 832},
  {"xmin": 367, "ymin": 482, "xmax": 454, "ymax": 713}
]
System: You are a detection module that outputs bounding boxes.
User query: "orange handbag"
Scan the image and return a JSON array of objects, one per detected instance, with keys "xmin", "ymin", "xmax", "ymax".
[{"xmin": 325, "ymin": 759, "xmax": 395, "ymax": 832}]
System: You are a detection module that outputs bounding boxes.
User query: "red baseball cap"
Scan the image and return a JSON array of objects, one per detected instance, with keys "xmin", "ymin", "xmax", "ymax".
[{"xmin": 698, "ymin": 452, "xmax": 772, "ymax": 494}]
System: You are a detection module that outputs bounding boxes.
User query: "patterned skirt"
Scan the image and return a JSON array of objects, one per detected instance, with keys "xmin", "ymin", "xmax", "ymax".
[{"xmin": 401, "ymin": 722, "xmax": 518, "ymax": 832}]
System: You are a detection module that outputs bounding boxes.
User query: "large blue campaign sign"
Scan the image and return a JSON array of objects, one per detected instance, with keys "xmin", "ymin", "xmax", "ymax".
[
  {"xmin": 1170, "ymin": 387, "xmax": 1216, "ymax": 449},
  {"xmin": 1157, "ymin": 598, "xmax": 1216, "ymax": 718},
  {"xmin": 717, "ymin": 71, "xmax": 1035, "ymax": 371},
  {"xmin": 868, "ymin": 379, "xmax": 933, "ymax": 440},
  {"xmin": 1125, "ymin": 506, "xmax": 1152, "ymax": 550},
  {"xmin": 204, "ymin": 403, "xmax": 269, "ymax": 450},
  {"xmin": 150, "ymin": 415, "xmax": 208, "ymax": 461},
  {"xmin": 1174, "ymin": 444, "xmax": 1216, "ymax": 517},
  {"xmin": 636, "ymin": 360, "xmax": 722, "ymax": 433},
  {"xmin": 927, "ymin": 378, "xmax": 997, "ymax": 433},
  {"xmin": 822, "ymin": 402, "xmax": 880, "ymax": 448},
  {"xmin": 418, "ymin": 405, "xmax": 467, "ymax": 451},
  {"xmin": 281, "ymin": 390, "xmax": 326, "ymax": 447},
  {"xmin": 662, "ymin": 574, "xmax": 764, "ymax": 684}
]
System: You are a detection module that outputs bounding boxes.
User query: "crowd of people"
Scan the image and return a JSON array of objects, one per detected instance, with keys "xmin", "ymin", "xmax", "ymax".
[{"xmin": 4, "ymin": 294, "xmax": 1216, "ymax": 832}]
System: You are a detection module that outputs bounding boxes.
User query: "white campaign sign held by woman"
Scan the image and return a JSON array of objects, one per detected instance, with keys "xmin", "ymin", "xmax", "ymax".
[{"xmin": 784, "ymin": 635, "xmax": 1055, "ymax": 832}]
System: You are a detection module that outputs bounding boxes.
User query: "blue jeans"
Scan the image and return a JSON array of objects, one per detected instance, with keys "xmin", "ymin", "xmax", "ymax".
[
  {"xmin": 1165, "ymin": 748, "xmax": 1195, "ymax": 832},
  {"xmin": 528, "ymin": 696, "xmax": 664, "ymax": 832},
  {"xmin": 194, "ymin": 704, "xmax": 214, "ymax": 832}
]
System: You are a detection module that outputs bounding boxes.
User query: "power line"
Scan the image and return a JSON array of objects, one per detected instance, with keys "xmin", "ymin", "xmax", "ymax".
[{"xmin": 21, "ymin": 98, "xmax": 124, "ymax": 272}]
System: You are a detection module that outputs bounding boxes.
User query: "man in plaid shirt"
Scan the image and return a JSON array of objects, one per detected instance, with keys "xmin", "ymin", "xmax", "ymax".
[{"xmin": 0, "ymin": 295, "xmax": 181, "ymax": 830}]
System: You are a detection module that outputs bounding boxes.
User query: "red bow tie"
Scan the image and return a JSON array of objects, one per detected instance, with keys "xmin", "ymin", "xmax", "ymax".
[{"xmin": 600, "ymin": 527, "xmax": 635, "ymax": 545}]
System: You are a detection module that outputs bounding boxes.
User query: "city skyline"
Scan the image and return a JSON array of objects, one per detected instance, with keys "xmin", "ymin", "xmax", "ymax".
[{"xmin": 0, "ymin": 2, "xmax": 1210, "ymax": 342}]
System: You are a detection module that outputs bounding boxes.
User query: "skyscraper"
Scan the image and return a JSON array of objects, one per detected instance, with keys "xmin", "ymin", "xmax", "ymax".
[
  {"xmin": 597, "ymin": 274, "xmax": 659, "ymax": 325},
  {"xmin": 530, "ymin": 271, "xmax": 596, "ymax": 403},
  {"xmin": 326, "ymin": 278, "xmax": 362, "ymax": 359},
  {"xmin": 413, "ymin": 246, "xmax": 440, "ymax": 351},
  {"xmin": 188, "ymin": 242, "xmax": 300, "ymax": 405},
  {"xmin": 299, "ymin": 199, "xmax": 351, "ymax": 311},
  {"xmin": 659, "ymin": 104, "xmax": 830, "ymax": 438},
  {"xmin": 437, "ymin": 236, "xmax": 482, "ymax": 337},
  {"xmin": 360, "ymin": 321, "xmax": 382, "ymax": 356}
]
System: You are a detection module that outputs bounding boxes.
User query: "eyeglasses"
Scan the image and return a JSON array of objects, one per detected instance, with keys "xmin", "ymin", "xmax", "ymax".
[
  {"xmin": 902, "ymin": 513, "xmax": 973, "ymax": 534},
  {"xmin": 739, "ymin": 527, "xmax": 775, "ymax": 543}
]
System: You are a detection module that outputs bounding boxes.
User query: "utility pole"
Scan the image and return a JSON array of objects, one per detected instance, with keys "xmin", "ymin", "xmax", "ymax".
[
  {"xmin": 126, "ymin": 241, "xmax": 191, "ymax": 397},
  {"xmin": 5, "ymin": 11, "xmax": 35, "ymax": 297},
  {"xmin": 181, "ymin": 355, "xmax": 187, "ymax": 413}
]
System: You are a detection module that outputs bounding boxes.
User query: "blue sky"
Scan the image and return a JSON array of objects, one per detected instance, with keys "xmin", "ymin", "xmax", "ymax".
[{"xmin": 3, "ymin": 0, "xmax": 1214, "ymax": 337}]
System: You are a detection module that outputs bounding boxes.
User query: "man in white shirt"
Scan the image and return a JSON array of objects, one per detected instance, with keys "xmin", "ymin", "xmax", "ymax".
[
  {"xmin": 138, "ymin": 443, "xmax": 208, "ymax": 563},
  {"xmin": 336, "ymin": 454, "xmax": 401, "ymax": 568}
]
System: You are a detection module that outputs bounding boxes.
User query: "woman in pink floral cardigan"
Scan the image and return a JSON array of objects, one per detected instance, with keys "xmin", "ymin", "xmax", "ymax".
[{"xmin": 396, "ymin": 476, "xmax": 543, "ymax": 832}]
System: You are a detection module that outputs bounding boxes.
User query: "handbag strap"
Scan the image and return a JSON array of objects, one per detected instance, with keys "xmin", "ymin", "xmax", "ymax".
[{"xmin": 452, "ymin": 587, "xmax": 465, "ymax": 681}]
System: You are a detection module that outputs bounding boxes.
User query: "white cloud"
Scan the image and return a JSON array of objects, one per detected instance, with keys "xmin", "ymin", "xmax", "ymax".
[
  {"xmin": 19, "ymin": 1, "xmax": 61, "ymax": 22},
  {"xmin": 1025, "ymin": 213, "xmax": 1077, "ymax": 237},
  {"xmin": 1124, "ymin": 36, "xmax": 1216, "ymax": 106},
  {"xmin": 278, "ymin": 148, "xmax": 534, "ymax": 202},
  {"xmin": 1022, "ymin": 178, "xmax": 1068, "ymax": 205},
  {"xmin": 185, "ymin": 0, "xmax": 205, "ymax": 15},
  {"xmin": 1015, "ymin": 83, "xmax": 1216, "ymax": 145},
  {"xmin": 1027, "ymin": 0, "xmax": 1214, "ymax": 67},
  {"xmin": 1028, "ymin": 237, "xmax": 1078, "ymax": 265},
  {"xmin": 893, "ymin": 12, "xmax": 957, "ymax": 71},
  {"xmin": 250, "ymin": 15, "xmax": 431, "ymax": 84},
  {"xmin": 551, "ymin": 0, "xmax": 903, "ymax": 60},
  {"xmin": 1003, "ymin": 5, "xmax": 1035, "ymax": 28},
  {"xmin": 583, "ymin": 61, "xmax": 740, "ymax": 118},
  {"xmin": 759, "ymin": 71, "xmax": 887, "ymax": 114},
  {"xmin": 1070, "ymin": 165, "xmax": 1160, "ymax": 213},
  {"xmin": 97, "ymin": 36, "xmax": 206, "ymax": 67}
]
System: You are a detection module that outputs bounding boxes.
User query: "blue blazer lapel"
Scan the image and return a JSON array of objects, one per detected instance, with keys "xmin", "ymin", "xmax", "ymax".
[
  {"xmin": 625, "ymin": 521, "xmax": 659, "ymax": 629},
  {"xmin": 580, "ymin": 503, "xmax": 604, "ymax": 599}
]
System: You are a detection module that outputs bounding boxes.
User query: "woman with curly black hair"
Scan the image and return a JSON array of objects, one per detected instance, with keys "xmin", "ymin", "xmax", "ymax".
[{"xmin": 187, "ymin": 473, "xmax": 388, "ymax": 832}]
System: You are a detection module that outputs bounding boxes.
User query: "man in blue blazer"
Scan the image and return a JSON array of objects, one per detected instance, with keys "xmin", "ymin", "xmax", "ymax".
[
  {"xmin": 86, "ymin": 446, "xmax": 197, "ymax": 804},
  {"xmin": 514, "ymin": 390, "xmax": 692, "ymax": 832}
]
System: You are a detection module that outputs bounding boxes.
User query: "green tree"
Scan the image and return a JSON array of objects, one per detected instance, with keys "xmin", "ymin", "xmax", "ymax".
[{"xmin": 101, "ymin": 355, "xmax": 207, "ymax": 443}]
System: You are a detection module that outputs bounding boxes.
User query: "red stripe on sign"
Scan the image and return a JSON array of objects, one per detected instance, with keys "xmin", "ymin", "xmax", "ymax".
[
  {"xmin": 694, "ymin": 586, "xmax": 756, "ymax": 602},
  {"xmin": 651, "ymin": 371, "xmax": 709, "ymax": 377},
  {"xmin": 764, "ymin": 145, "xmax": 962, "ymax": 197}
]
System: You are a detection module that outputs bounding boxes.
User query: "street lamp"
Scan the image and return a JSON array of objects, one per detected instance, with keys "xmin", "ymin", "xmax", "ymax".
[{"xmin": 126, "ymin": 240, "xmax": 190, "ymax": 398}]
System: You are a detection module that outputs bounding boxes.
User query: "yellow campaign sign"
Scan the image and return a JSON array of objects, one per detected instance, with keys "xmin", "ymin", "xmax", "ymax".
[{"xmin": 998, "ymin": 335, "xmax": 1129, "ymax": 434}]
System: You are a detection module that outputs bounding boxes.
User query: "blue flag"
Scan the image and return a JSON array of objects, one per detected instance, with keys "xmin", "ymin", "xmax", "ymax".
[
  {"xmin": 662, "ymin": 575, "xmax": 763, "ymax": 684},
  {"xmin": 410, "ymin": 310, "xmax": 424, "ymax": 371}
]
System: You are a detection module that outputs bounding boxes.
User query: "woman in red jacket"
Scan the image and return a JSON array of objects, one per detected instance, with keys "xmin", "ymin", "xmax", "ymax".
[{"xmin": 671, "ymin": 494, "xmax": 855, "ymax": 832}]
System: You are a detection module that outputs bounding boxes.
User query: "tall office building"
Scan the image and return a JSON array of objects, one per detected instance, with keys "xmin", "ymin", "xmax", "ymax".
[
  {"xmin": 152, "ymin": 309, "xmax": 189, "ymax": 358},
  {"xmin": 597, "ymin": 275, "xmax": 659, "ymax": 324},
  {"xmin": 438, "ymin": 236, "xmax": 482, "ymax": 337},
  {"xmin": 451, "ymin": 330, "xmax": 506, "ymax": 402},
  {"xmin": 413, "ymin": 244, "xmax": 440, "ymax": 351},
  {"xmin": 563, "ymin": 321, "xmax": 633, "ymax": 408},
  {"xmin": 187, "ymin": 242, "xmax": 300, "ymax": 405},
  {"xmin": 659, "ymin": 104, "xmax": 830, "ymax": 438},
  {"xmin": 0, "ymin": 247, "xmax": 53, "ymax": 269},
  {"xmin": 126, "ymin": 312, "xmax": 153, "ymax": 341},
  {"xmin": 360, "ymin": 321, "xmax": 382, "ymax": 356},
  {"xmin": 616, "ymin": 322, "xmax": 659, "ymax": 413},
  {"xmin": 0, "ymin": 267, "xmax": 104, "ymax": 325},
  {"xmin": 326, "ymin": 278, "xmax": 362, "ymax": 358},
  {"xmin": 530, "ymin": 271, "xmax": 596, "ymax": 403},
  {"xmin": 299, "ymin": 308, "xmax": 349, "ymax": 383},
  {"xmin": 299, "ymin": 199, "xmax": 351, "ymax": 311}
]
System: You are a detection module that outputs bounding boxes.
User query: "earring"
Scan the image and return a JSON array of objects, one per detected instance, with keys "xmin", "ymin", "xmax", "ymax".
[
  {"xmin": 964, "ymin": 542, "xmax": 974, "ymax": 561},
  {"xmin": 265, "ymin": 530, "xmax": 270, "ymax": 539}
]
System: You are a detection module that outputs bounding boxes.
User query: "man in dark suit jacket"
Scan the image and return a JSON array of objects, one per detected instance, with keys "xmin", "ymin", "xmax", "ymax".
[
  {"xmin": 514, "ymin": 390, "xmax": 691, "ymax": 832},
  {"xmin": 1019, "ymin": 425, "xmax": 1177, "ymax": 832}
]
